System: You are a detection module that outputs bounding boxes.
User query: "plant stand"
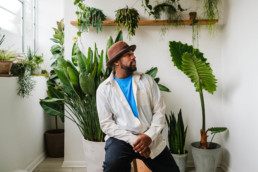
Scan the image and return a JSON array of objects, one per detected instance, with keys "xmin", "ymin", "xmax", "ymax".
[
  {"xmin": 172, "ymin": 152, "xmax": 188, "ymax": 172},
  {"xmin": 82, "ymin": 138, "xmax": 105, "ymax": 172},
  {"xmin": 191, "ymin": 142, "xmax": 221, "ymax": 172}
]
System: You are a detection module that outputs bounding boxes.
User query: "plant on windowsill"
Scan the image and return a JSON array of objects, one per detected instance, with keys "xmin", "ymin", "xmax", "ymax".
[
  {"xmin": 114, "ymin": 7, "xmax": 140, "ymax": 39},
  {"xmin": 32, "ymin": 54, "xmax": 44, "ymax": 75},
  {"xmin": 74, "ymin": 0, "xmax": 106, "ymax": 37},
  {"xmin": 166, "ymin": 109, "xmax": 188, "ymax": 172},
  {"xmin": 0, "ymin": 34, "xmax": 17, "ymax": 76},
  {"xmin": 169, "ymin": 41, "xmax": 227, "ymax": 172}
]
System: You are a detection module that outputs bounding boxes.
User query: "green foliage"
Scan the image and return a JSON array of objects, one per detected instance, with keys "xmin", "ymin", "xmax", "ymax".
[
  {"xmin": 33, "ymin": 55, "xmax": 44, "ymax": 68},
  {"xmin": 166, "ymin": 109, "xmax": 187, "ymax": 154},
  {"xmin": 145, "ymin": 67, "xmax": 171, "ymax": 92},
  {"xmin": 51, "ymin": 41, "xmax": 112, "ymax": 141},
  {"xmin": 204, "ymin": 0, "xmax": 220, "ymax": 20},
  {"xmin": 75, "ymin": 2, "xmax": 106, "ymax": 36},
  {"xmin": 40, "ymin": 19, "xmax": 65, "ymax": 128},
  {"xmin": 142, "ymin": 0, "xmax": 185, "ymax": 20},
  {"xmin": 17, "ymin": 66, "xmax": 35, "ymax": 98},
  {"xmin": 50, "ymin": 19, "xmax": 64, "ymax": 67},
  {"xmin": 209, "ymin": 127, "xmax": 227, "ymax": 143},
  {"xmin": 115, "ymin": 7, "xmax": 140, "ymax": 39},
  {"xmin": 0, "ymin": 49, "xmax": 16, "ymax": 60},
  {"xmin": 181, "ymin": 52, "xmax": 217, "ymax": 94}
]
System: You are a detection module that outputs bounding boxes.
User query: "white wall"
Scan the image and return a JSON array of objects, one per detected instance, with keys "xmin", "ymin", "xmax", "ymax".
[
  {"xmin": 220, "ymin": 0, "xmax": 258, "ymax": 171},
  {"xmin": 0, "ymin": 77, "xmax": 49, "ymax": 172},
  {"xmin": 63, "ymin": 0, "xmax": 225, "ymax": 168}
]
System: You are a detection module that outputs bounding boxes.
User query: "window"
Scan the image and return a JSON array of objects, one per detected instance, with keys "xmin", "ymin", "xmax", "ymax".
[{"xmin": 0, "ymin": 0, "xmax": 24, "ymax": 51}]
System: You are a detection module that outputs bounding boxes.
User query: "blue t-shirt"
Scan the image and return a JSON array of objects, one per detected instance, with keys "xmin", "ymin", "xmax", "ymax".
[{"xmin": 114, "ymin": 75, "xmax": 139, "ymax": 119}]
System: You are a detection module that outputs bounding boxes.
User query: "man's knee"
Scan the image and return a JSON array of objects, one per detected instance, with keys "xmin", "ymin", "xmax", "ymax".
[{"xmin": 103, "ymin": 157, "xmax": 131, "ymax": 172}]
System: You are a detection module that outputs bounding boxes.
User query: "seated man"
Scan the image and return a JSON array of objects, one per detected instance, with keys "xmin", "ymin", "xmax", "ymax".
[{"xmin": 96, "ymin": 41, "xmax": 179, "ymax": 172}]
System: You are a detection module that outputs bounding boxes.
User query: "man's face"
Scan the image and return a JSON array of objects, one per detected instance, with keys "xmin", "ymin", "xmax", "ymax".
[{"xmin": 118, "ymin": 50, "xmax": 137, "ymax": 74}]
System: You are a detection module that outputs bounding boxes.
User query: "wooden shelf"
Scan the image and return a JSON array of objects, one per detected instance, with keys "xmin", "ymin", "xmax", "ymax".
[{"xmin": 70, "ymin": 13, "xmax": 218, "ymax": 27}]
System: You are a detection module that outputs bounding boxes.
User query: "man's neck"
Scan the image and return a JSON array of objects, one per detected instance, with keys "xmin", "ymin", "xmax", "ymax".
[{"xmin": 114, "ymin": 70, "xmax": 132, "ymax": 79}]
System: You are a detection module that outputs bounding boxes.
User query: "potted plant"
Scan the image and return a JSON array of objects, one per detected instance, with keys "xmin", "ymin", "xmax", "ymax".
[
  {"xmin": 166, "ymin": 109, "xmax": 188, "ymax": 172},
  {"xmin": 32, "ymin": 54, "xmax": 44, "ymax": 75},
  {"xmin": 141, "ymin": 0, "xmax": 185, "ymax": 20},
  {"xmin": 114, "ymin": 7, "xmax": 140, "ymax": 39},
  {"xmin": 0, "ymin": 34, "xmax": 17, "ymax": 76},
  {"xmin": 74, "ymin": 0, "xmax": 106, "ymax": 36},
  {"xmin": 39, "ymin": 19, "xmax": 65, "ymax": 157},
  {"xmin": 169, "ymin": 41, "xmax": 227, "ymax": 172}
]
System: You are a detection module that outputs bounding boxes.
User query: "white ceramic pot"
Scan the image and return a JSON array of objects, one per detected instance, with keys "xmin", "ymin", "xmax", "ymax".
[
  {"xmin": 82, "ymin": 138, "xmax": 105, "ymax": 172},
  {"xmin": 172, "ymin": 152, "xmax": 188, "ymax": 172},
  {"xmin": 33, "ymin": 67, "xmax": 42, "ymax": 75}
]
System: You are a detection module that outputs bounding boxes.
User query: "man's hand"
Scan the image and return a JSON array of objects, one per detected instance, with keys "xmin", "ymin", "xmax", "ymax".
[
  {"xmin": 132, "ymin": 134, "xmax": 152, "ymax": 154},
  {"xmin": 140, "ymin": 147, "xmax": 151, "ymax": 158}
]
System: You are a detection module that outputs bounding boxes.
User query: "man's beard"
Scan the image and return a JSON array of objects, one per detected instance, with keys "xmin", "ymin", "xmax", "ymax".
[{"xmin": 120, "ymin": 61, "xmax": 137, "ymax": 74}]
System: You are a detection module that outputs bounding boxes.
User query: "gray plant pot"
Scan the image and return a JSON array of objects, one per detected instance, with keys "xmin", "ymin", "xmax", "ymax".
[
  {"xmin": 172, "ymin": 151, "xmax": 188, "ymax": 172},
  {"xmin": 191, "ymin": 142, "xmax": 221, "ymax": 172}
]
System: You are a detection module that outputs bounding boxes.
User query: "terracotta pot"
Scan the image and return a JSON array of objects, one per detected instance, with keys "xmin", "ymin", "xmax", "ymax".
[
  {"xmin": 44, "ymin": 129, "xmax": 64, "ymax": 157},
  {"xmin": 0, "ymin": 60, "xmax": 13, "ymax": 75}
]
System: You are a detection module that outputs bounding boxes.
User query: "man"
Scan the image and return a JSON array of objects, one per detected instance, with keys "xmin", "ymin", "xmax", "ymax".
[{"xmin": 96, "ymin": 41, "xmax": 179, "ymax": 172}]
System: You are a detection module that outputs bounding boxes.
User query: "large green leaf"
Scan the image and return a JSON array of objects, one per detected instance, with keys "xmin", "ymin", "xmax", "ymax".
[
  {"xmin": 169, "ymin": 41, "xmax": 207, "ymax": 70},
  {"xmin": 47, "ymin": 86, "xmax": 64, "ymax": 99},
  {"xmin": 145, "ymin": 67, "xmax": 158, "ymax": 78},
  {"xmin": 181, "ymin": 52, "xmax": 217, "ymax": 94},
  {"xmin": 115, "ymin": 30, "xmax": 123, "ymax": 42},
  {"xmin": 40, "ymin": 98, "xmax": 64, "ymax": 122}
]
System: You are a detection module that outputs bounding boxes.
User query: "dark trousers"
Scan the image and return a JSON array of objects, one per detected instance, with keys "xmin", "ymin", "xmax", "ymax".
[{"xmin": 103, "ymin": 137, "xmax": 179, "ymax": 172}]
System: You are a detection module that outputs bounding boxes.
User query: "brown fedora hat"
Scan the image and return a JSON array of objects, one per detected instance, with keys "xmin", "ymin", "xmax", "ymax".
[{"xmin": 107, "ymin": 41, "xmax": 136, "ymax": 67}]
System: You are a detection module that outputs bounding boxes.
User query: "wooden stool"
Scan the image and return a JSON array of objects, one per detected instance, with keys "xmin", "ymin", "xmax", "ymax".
[{"xmin": 132, "ymin": 159, "xmax": 152, "ymax": 172}]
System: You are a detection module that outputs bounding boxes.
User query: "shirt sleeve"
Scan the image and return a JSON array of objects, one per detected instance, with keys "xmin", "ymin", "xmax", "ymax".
[
  {"xmin": 96, "ymin": 85, "xmax": 138, "ymax": 146},
  {"xmin": 144, "ymin": 76, "xmax": 166, "ymax": 141}
]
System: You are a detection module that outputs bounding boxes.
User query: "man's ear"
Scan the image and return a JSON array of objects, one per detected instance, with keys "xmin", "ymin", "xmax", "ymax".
[{"xmin": 113, "ymin": 60, "xmax": 119, "ymax": 66}]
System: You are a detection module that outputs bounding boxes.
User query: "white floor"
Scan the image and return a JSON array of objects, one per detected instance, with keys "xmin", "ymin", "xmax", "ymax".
[{"xmin": 33, "ymin": 158, "xmax": 224, "ymax": 172}]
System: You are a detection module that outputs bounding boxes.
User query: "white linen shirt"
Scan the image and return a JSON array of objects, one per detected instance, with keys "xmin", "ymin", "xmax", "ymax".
[{"xmin": 96, "ymin": 71, "xmax": 167, "ymax": 159}]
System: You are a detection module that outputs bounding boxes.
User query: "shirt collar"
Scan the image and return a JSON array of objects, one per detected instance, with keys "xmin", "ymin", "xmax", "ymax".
[{"xmin": 105, "ymin": 71, "xmax": 144, "ymax": 86}]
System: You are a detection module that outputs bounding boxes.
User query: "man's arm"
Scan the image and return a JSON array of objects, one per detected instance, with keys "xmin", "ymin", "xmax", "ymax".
[
  {"xmin": 143, "ymin": 76, "xmax": 166, "ymax": 141},
  {"xmin": 133, "ymin": 75, "xmax": 166, "ymax": 157},
  {"xmin": 96, "ymin": 86, "xmax": 138, "ymax": 146}
]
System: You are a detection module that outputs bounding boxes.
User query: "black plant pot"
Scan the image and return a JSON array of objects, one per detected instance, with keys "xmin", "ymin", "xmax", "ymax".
[{"xmin": 44, "ymin": 129, "xmax": 64, "ymax": 157}]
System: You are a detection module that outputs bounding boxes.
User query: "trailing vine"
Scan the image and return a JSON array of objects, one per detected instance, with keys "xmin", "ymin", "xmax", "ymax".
[
  {"xmin": 74, "ymin": 0, "xmax": 106, "ymax": 36},
  {"xmin": 114, "ymin": 7, "xmax": 140, "ymax": 39}
]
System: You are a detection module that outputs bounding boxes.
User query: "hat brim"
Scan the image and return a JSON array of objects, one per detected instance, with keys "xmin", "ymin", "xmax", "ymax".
[{"xmin": 106, "ymin": 45, "xmax": 136, "ymax": 67}]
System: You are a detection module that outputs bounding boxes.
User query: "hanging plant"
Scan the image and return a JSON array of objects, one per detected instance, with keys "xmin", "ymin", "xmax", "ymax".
[
  {"xmin": 203, "ymin": 0, "xmax": 220, "ymax": 20},
  {"xmin": 114, "ymin": 7, "xmax": 140, "ymax": 39},
  {"xmin": 202, "ymin": 0, "xmax": 220, "ymax": 33},
  {"xmin": 74, "ymin": 0, "xmax": 106, "ymax": 36},
  {"xmin": 142, "ymin": 0, "xmax": 185, "ymax": 20}
]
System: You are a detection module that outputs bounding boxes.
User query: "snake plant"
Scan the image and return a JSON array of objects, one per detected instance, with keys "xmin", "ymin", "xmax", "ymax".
[{"xmin": 166, "ymin": 109, "xmax": 187, "ymax": 154}]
